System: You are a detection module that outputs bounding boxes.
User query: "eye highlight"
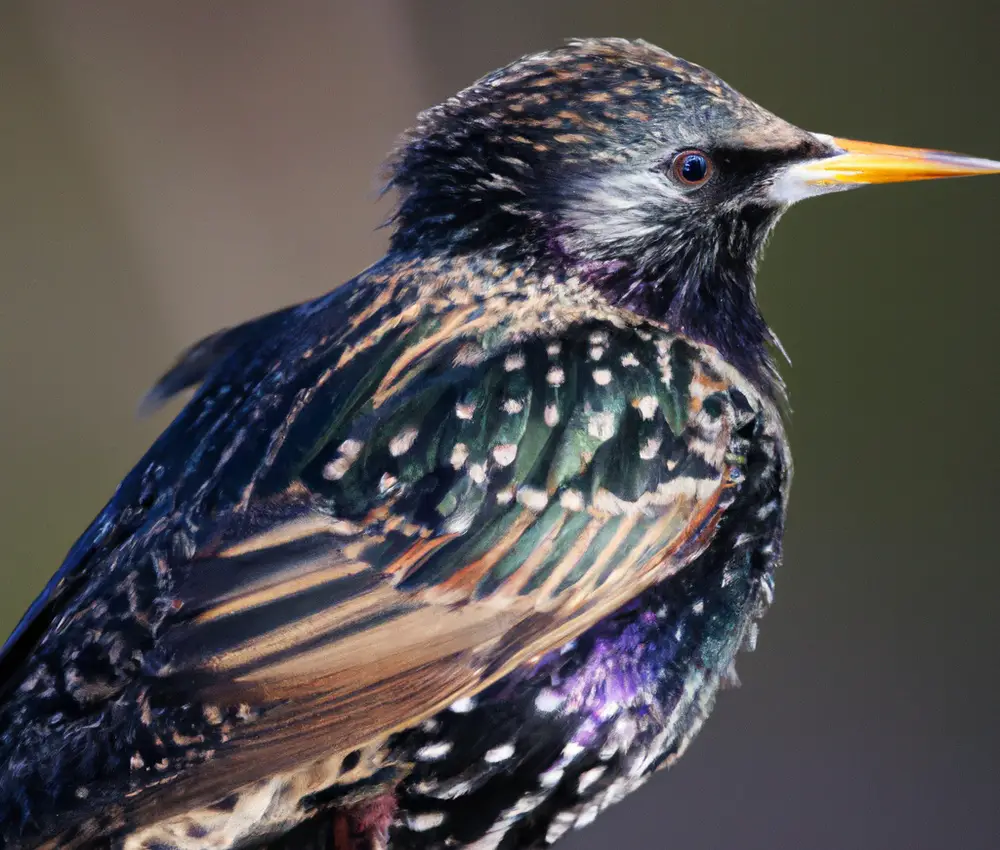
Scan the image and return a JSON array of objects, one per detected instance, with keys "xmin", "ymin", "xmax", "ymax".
[{"xmin": 671, "ymin": 150, "xmax": 714, "ymax": 187}]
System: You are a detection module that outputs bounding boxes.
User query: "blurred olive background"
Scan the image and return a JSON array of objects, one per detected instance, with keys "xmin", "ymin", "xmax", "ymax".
[{"xmin": 2, "ymin": 2, "xmax": 998, "ymax": 848}]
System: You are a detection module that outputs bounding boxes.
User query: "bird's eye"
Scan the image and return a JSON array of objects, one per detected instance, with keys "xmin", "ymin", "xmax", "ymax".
[{"xmin": 671, "ymin": 150, "xmax": 713, "ymax": 187}]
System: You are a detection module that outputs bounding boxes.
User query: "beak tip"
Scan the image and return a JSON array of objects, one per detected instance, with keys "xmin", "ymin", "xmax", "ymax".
[{"xmin": 922, "ymin": 151, "xmax": 1000, "ymax": 175}]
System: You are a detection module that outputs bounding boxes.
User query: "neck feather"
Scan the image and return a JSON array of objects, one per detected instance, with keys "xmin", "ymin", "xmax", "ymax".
[{"xmin": 562, "ymin": 212, "xmax": 784, "ymax": 399}]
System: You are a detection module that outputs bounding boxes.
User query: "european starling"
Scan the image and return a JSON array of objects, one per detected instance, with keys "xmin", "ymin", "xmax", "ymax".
[{"xmin": 1, "ymin": 38, "xmax": 997, "ymax": 850}]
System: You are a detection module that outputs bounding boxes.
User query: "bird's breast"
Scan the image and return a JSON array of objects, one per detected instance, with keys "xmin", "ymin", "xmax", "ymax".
[{"xmin": 388, "ymin": 524, "xmax": 772, "ymax": 849}]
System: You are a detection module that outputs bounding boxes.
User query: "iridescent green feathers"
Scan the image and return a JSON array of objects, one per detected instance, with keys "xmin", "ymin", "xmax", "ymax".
[
  {"xmin": 0, "ymin": 254, "xmax": 784, "ymax": 845},
  {"xmin": 140, "ymin": 255, "xmax": 771, "ymax": 747}
]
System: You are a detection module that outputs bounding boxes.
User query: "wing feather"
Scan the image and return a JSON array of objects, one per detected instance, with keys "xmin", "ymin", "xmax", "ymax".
[
  {"xmin": 2, "ymin": 268, "xmax": 771, "ymax": 846},
  {"xmin": 119, "ymin": 321, "xmax": 752, "ymax": 829}
]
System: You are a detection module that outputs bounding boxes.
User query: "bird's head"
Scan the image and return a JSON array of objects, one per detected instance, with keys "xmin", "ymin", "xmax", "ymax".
[{"xmin": 388, "ymin": 38, "xmax": 999, "ymax": 389}]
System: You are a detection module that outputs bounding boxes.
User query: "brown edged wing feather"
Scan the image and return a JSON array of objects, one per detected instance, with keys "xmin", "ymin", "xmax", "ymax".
[
  {"xmin": 127, "ymin": 313, "xmax": 756, "ymax": 828},
  {"xmin": 0, "ymin": 262, "xmax": 771, "ymax": 846}
]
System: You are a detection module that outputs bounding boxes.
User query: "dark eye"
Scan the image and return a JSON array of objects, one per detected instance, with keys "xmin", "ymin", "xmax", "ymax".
[{"xmin": 671, "ymin": 150, "xmax": 713, "ymax": 186}]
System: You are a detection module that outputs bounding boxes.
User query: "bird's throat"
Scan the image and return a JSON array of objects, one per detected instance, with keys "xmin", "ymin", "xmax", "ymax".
[{"xmin": 575, "ymin": 255, "xmax": 781, "ymax": 399}]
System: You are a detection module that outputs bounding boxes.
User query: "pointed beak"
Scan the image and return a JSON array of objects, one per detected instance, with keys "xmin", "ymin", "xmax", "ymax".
[{"xmin": 770, "ymin": 134, "xmax": 1000, "ymax": 203}]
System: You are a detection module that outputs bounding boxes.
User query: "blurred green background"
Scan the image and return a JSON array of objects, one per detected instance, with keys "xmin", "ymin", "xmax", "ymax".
[{"xmin": 1, "ymin": 2, "xmax": 998, "ymax": 848}]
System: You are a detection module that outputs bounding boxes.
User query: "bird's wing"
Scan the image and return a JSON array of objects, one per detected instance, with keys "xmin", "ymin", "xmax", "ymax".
[
  {"xmin": 0, "ymin": 305, "xmax": 293, "ymax": 690},
  {"xmin": 138, "ymin": 305, "xmax": 295, "ymax": 415},
  {"xmin": 0, "ymin": 269, "xmax": 768, "ymax": 842},
  {"xmin": 125, "ymin": 313, "xmax": 760, "ymax": 826}
]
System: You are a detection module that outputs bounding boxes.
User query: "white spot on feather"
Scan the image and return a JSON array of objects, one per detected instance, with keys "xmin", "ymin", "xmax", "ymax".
[
  {"xmin": 454, "ymin": 343, "xmax": 487, "ymax": 367},
  {"xmin": 389, "ymin": 427, "xmax": 418, "ymax": 457},
  {"xmin": 449, "ymin": 696, "xmax": 476, "ymax": 713},
  {"xmin": 338, "ymin": 439, "xmax": 363, "ymax": 459},
  {"xmin": 406, "ymin": 812, "xmax": 445, "ymax": 832},
  {"xmin": 592, "ymin": 368, "xmax": 612, "ymax": 385},
  {"xmin": 540, "ymin": 766, "xmax": 565, "ymax": 788},
  {"xmin": 430, "ymin": 779, "xmax": 474, "ymax": 800},
  {"xmin": 547, "ymin": 367, "xmax": 566, "ymax": 386},
  {"xmin": 587, "ymin": 411, "xmax": 616, "ymax": 440},
  {"xmin": 577, "ymin": 766, "xmax": 607, "ymax": 793},
  {"xmin": 484, "ymin": 743, "xmax": 516, "ymax": 763},
  {"xmin": 546, "ymin": 812, "xmax": 576, "ymax": 843},
  {"xmin": 535, "ymin": 688, "xmax": 565, "ymax": 713},
  {"xmin": 635, "ymin": 396, "xmax": 658, "ymax": 420},
  {"xmin": 322, "ymin": 457, "xmax": 351, "ymax": 481},
  {"xmin": 504, "ymin": 792, "xmax": 545, "ymax": 816},
  {"xmin": 504, "ymin": 352, "xmax": 526, "ymax": 371},
  {"xmin": 757, "ymin": 500, "xmax": 779, "ymax": 519},
  {"xmin": 517, "ymin": 487, "xmax": 548, "ymax": 511},
  {"xmin": 416, "ymin": 742, "xmax": 452, "ymax": 761},
  {"xmin": 639, "ymin": 437, "xmax": 662, "ymax": 460},
  {"xmin": 493, "ymin": 444, "xmax": 518, "ymax": 467},
  {"xmin": 759, "ymin": 577, "xmax": 775, "ymax": 607},
  {"xmin": 559, "ymin": 489, "xmax": 584, "ymax": 512},
  {"xmin": 450, "ymin": 443, "xmax": 469, "ymax": 469},
  {"xmin": 655, "ymin": 476, "xmax": 717, "ymax": 501},
  {"xmin": 322, "ymin": 436, "xmax": 363, "ymax": 480}
]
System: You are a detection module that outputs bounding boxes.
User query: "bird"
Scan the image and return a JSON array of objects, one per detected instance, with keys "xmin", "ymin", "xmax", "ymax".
[{"xmin": 1, "ymin": 37, "xmax": 997, "ymax": 850}]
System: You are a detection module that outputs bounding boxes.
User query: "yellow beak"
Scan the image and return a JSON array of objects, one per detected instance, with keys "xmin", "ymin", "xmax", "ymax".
[
  {"xmin": 813, "ymin": 137, "xmax": 1000, "ymax": 184},
  {"xmin": 772, "ymin": 135, "xmax": 1000, "ymax": 201}
]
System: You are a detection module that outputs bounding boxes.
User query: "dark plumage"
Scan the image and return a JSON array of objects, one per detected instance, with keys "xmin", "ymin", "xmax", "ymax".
[
  {"xmin": 387, "ymin": 39, "xmax": 822, "ymax": 389},
  {"xmin": 1, "ymin": 37, "xmax": 997, "ymax": 850}
]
